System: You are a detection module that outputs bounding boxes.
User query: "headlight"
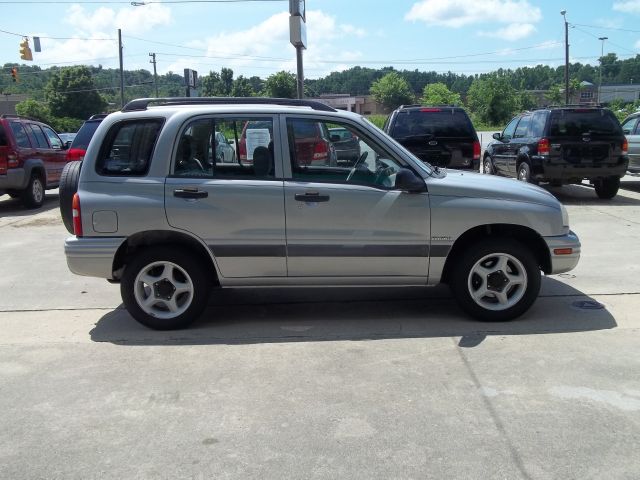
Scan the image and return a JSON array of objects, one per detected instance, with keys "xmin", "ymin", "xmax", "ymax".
[{"xmin": 560, "ymin": 203, "xmax": 570, "ymax": 228}]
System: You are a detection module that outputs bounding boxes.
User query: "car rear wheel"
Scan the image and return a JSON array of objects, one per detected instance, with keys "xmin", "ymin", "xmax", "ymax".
[
  {"xmin": 594, "ymin": 176, "xmax": 620, "ymax": 199},
  {"xmin": 21, "ymin": 173, "xmax": 45, "ymax": 208},
  {"xmin": 517, "ymin": 161, "xmax": 537, "ymax": 185},
  {"xmin": 483, "ymin": 156, "xmax": 494, "ymax": 175},
  {"xmin": 121, "ymin": 246, "xmax": 212, "ymax": 330},
  {"xmin": 59, "ymin": 161, "xmax": 82, "ymax": 234},
  {"xmin": 450, "ymin": 238, "xmax": 541, "ymax": 321}
]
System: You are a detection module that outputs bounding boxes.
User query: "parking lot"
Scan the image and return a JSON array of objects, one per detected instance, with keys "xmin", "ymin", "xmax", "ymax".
[{"xmin": 1, "ymin": 176, "xmax": 640, "ymax": 479}]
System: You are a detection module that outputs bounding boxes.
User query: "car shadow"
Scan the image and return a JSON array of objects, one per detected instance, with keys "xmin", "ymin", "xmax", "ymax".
[
  {"xmin": 541, "ymin": 182, "xmax": 640, "ymax": 206},
  {"xmin": 619, "ymin": 179, "xmax": 640, "ymax": 194},
  {"xmin": 0, "ymin": 191, "xmax": 60, "ymax": 218},
  {"xmin": 90, "ymin": 278, "xmax": 616, "ymax": 347}
]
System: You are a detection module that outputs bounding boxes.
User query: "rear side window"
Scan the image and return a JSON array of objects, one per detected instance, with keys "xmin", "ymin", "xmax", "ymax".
[
  {"xmin": 71, "ymin": 120, "xmax": 101, "ymax": 150},
  {"xmin": 9, "ymin": 122, "xmax": 31, "ymax": 148},
  {"xmin": 96, "ymin": 119, "xmax": 163, "ymax": 176},
  {"xmin": 549, "ymin": 110, "xmax": 622, "ymax": 137},
  {"xmin": 0, "ymin": 124, "xmax": 7, "ymax": 146},
  {"xmin": 392, "ymin": 110, "xmax": 474, "ymax": 138},
  {"xmin": 27, "ymin": 124, "xmax": 50, "ymax": 148},
  {"xmin": 513, "ymin": 115, "xmax": 531, "ymax": 138}
]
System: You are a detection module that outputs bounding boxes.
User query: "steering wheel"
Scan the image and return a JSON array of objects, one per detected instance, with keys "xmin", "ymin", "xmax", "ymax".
[{"xmin": 346, "ymin": 151, "xmax": 368, "ymax": 182}]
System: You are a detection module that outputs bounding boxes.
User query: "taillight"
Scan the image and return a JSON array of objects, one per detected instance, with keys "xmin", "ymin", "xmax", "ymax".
[
  {"xmin": 239, "ymin": 139, "xmax": 247, "ymax": 161},
  {"xmin": 66, "ymin": 148, "xmax": 86, "ymax": 162},
  {"xmin": 72, "ymin": 193, "xmax": 82, "ymax": 237},
  {"xmin": 313, "ymin": 141, "xmax": 328, "ymax": 161},
  {"xmin": 538, "ymin": 138, "xmax": 550, "ymax": 156},
  {"xmin": 622, "ymin": 138, "xmax": 628, "ymax": 155},
  {"xmin": 7, "ymin": 153, "xmax": 18, "ymax": 167},
  {"xmin": 472, "ymin": 140, "xmax": 481, "ymax": 160}
]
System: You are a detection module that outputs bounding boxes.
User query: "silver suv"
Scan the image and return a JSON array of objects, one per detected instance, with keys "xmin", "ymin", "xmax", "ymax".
[{"xmin": 63, "ymin": 98, "xmax": 580, "ymax": 330}]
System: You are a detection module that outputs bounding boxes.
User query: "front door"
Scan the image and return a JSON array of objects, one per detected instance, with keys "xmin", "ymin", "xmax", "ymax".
[
  {"xmin": 165, "ymin": 115, "xmax": 287, "ymax": 278},
  {"xmin": 283, "ymin": 117, "xmax": 430, "ymax": 280}
]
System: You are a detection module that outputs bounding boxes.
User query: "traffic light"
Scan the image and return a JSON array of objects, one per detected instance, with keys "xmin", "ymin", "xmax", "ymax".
[
  {"xmin": 11, "ymin": 67, "xmax": 18, "ymax": 83},
  {"xmin": 19, "ymin": 38, "xmax": 33, "ymax": 61}
]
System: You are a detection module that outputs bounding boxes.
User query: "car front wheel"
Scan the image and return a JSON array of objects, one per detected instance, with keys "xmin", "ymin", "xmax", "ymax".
[
  {"xmin": 121, "ymin": 246, "xmax": 212, "ymax": 330},
  {"xmin": 450, "ymin": 238, "xmax": 541, "ymax": 321}
]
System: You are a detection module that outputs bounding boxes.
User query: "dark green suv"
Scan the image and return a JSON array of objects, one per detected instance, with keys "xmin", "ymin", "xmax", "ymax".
[{"xmin": 484, "ymin": 107, "xmax": 628, "ymax": 199}]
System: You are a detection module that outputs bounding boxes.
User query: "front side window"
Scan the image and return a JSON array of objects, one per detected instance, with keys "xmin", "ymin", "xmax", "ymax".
[
  {"xmin": 42, "ymin": 126, "xmax": 63, "ymax": 149},
  {"xmin": 96, "ymin": 119, "xmax": 163, "ymax": 176},
  {"xmin": 287, "ymin": 118, "xmax": 404, "ymax": 189},
  {"xmin": 173, "ymin": 117, "xmax": 275, "ymax": 179},
  {"xmin": 621, "ymin": 116, "xmax": 639, "ymax": 135},
  {"xmin": 10, "ymin": 122, "xmax": 31, "ymax": 148}
]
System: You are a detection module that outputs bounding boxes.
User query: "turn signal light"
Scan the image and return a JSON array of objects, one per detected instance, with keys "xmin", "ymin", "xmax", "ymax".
[
  {"xmin": 538, "ymin": 138, "xmax": 550, "ymax": 156},
  {"xmin": 72, "ymin": 193, "xmax": 83, "ymax": 237},
  {"xmin": 473, "ymin": 140, "xmax": 481, "ymax": 160},
  {"xmin": 622, "ymin": 138, "xmax": 628, "ymax": 155},
  {"xmin": 553, "ymin": 248, "xmax": 573, "ymax": 255}
]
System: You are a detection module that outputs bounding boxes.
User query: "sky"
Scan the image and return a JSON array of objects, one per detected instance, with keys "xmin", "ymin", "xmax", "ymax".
[{"xmin": 2, "ymin": 0, "xmax": 640, "ymax": 81}]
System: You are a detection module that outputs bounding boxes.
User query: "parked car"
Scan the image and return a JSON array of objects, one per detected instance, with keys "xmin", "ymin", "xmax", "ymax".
[
  {"xmin": 0, "ymin": 114, "xmax": 71, "ymax": 208},
  {"xmin": 62, "ymin": 97, "xmax": 579, "ymax": 330},
  {"xmin": 66, "ymin": 114, "xmax": 107, "ymax": 162},
  {"xmin": 383, "ymin": 105, "xmax": 480, "ymax": 170},
  {"xmin": 58, "ymin": 132, "xmax": 76, "ymax": 146},
  {"xmin": 329, "ymin": 126, "xmax": 361, "ymax": 165},
  {"xmin": 620, "ymin": 112, "xmax": 640, "ymax": 173},
  {"xmin": 484, "ymin": 107, "xmax": 628, "ymax": 199},
  {"xmin": 213, "ymin": 131, "xmax": 235, "ymax": 163}
]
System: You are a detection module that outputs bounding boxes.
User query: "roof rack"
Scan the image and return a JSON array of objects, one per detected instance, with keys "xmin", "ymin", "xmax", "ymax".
[
  {"xmin": 122, "ymin": 97, "xmax": 337, "ymax": 113},
  {"xmin": 88, "ymin": 113, "xmax": 109, "ymax": 120},
  {"xmin": 541, "ymin": 104, "xmax": 603, "ymax": 109}
]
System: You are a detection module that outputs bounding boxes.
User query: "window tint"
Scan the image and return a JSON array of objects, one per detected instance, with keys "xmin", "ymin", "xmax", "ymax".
[
  {"xmin": 513, "ymin": 115, "xmax": 531, "ymax": 138},
  {"xmin": 502, "ymin": 117, "xmax": 520, "ymax": 140},
  {"xmin": 27, "ymin": 124, "xmax": 49, "ymax": 148},
  {"xmin": 10, "ymin": 122, "xmax": 31, "ymax": 148},
  {"xmin": 288, "ymin": 118, "xmax": 404, "ymax": 189},
  {"xmin": 96, "ymin": 119, "xmax": 163, "ymax": 176},
  {"xmin": 173, "ymin": 117, "xmax": 275, "ymax": 179},
  {"xmin": 549, "ymin": 110, "xmax": 622, "ymax": 137},
  {"xmin": 391, "ymin": 110, "xmax": 474, "ymax": 138},
  {"xmin": 42, "ymin": 126, "xmax": 63, "ymax": 149},
  {"xmin": 530, "ymin": 112, "xmax": 547, "ymax": 137},
  {"xmin": 0, "ymin": 124, "xmax": 7, "ymax": 147},
  {"xmin": 71, "ymin": 120, "xmax": 101, "ymax": 150},
  {"xmin": 621, "ymin": 116, "xmax": 639, "ymax": 135}
]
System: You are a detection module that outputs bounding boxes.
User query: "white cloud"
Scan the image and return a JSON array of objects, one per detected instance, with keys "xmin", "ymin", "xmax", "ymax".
[
  {"xmin": 478, "ymin": 23, "xmax": 537, "ymax": 41},
  {"xmin": 405, "ymin": 0, "xmax": 541, "ymax": 40},
  {"xmin": 614, "ymin": 0, "xmax": 640, "ymax": 13},
  {"xmin": 66, "ymin": 4, "xmax": 171, "ymax": 34}
]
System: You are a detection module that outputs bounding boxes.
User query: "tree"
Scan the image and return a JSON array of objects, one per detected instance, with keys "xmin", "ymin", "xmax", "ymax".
[
  {"xmin": 15, "ymin": 99, "xmax": 50, "ymax": 123},
  {"xmin": 264, "ymin": 71, "xmax": 297, "ymax": 98},
  {"xmin": 44, "ymin": 66, "xmax": 106, "ymax": 119},
  {"xmin": 546, "ymin": 84, "xmax": 563, "ymax": 105},
  {"xmin": 201, "ymin": 71, "xmax": 223, "ymax": 97},
  {"xmin": 518, "ymin": 90, "xmax": 537, "ymax": 111},
  {"xmin": 466, "ymin": 76, "xmax": 519, "ymax": 125},
  {"xmin": 370, "ymin": 72, "xmax": 414, "ymax": 110},
  {"xmin": 420, "ymin": 82, "xmax": 461, "ymax": 105},
  {"xmin": 220, "ymin": 68, "xmax": 234, "ymax": 96},
  {"xmin": 231, "ymin": 75, "xmax": 254, "ymax": 97}
]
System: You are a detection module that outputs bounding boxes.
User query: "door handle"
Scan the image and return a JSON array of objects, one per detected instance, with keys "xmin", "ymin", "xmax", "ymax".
[
  {"xmin": 295, "ymin": 192, "xmax": 330, "ymax": 202},
  {"xmin": 174, "ymin": 188, "xmax": 208, "ymax": 199}
]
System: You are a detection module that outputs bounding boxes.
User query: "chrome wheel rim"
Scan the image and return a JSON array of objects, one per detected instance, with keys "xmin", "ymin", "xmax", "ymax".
[
  {"xmin": 518, "ymin": 166, "xmax": 528, "ymax": 181},
  {"xmin": 32, "ymin": 178, "xmax": 44, "ymax": 203},
  {"xmin": 467, "ymin": 252, "xmax": 528, "ymax": 311},
  {"xmin": 484, "ymin": 159, "xmax": 492, "ymax": 174},
  {"xmin": 133, "ymin": 261, "xmax": 194, "ymax": 319}
]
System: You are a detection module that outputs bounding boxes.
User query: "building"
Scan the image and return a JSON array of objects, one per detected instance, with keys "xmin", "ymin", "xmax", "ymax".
[
  {"xmin": 0, "ymin": 93, "xmax": 29, "ymax": 116},
  {"xmin": 311, "ymin": 94, "xmax": 388, "ymax": 115}
]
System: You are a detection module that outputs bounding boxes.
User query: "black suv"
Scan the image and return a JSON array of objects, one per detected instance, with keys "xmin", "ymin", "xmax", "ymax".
[
  {"xmin": 383, "ymin": 105, "xmax": 480, "ymax": 169},
  {"xmin": 484, "ymin": 107, "xmax": 628, "ymax": 199}
]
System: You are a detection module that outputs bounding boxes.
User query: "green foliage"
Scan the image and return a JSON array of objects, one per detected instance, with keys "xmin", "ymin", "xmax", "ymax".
[
  {"xmin": 201, "ymin": 71, "xmax": 223, "ymax": 97},
  {"xmin": 230, "ymin": 75, "xmax": 254, "ymax": 97},
  {"xmin": 15, "ymin": 99, "xmax": 50, "ymax": 122},
  {"xmin": 545, "ymin": 84, "xmax": 563, "ymax": 105},
  {"xmin": 420, "ymin": 82, "xmax": 461, "ymax": 106},
  {"xmin": 466, "ymin": 76, "xmax": 519, "ymax": 125},
  {"xmin": 517, "ymin": 90, "xmax": 537, "ymax": 111},
  {"xmin": 264, "ymin": 71, "xmax": 297, "ymax": 98},
  {"xmin": 609, "ymin": 98, "xmax": 640, "ymax": 121},
  {"xmin": 44, "ymin": 66, "xmax": 106, "ymax": 119},
  {"xmin": 365, "ymin": 114, "xmax": 388, "ymax": 129},
  {"xmin": 370, "ymin": 72, "xmax": 414, "ymax": 110}
]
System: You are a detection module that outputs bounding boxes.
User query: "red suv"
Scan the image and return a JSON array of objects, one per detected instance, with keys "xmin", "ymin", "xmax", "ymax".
[{"xmin": 0, "ymin": 115, "xmax": 71, "ymax": 208}]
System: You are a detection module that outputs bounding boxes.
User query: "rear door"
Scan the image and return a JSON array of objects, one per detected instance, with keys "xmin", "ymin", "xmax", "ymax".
[
  {"xmin": 41, "ymin": 125, "xmax": 67, "ymax": 184},
  {"xmin": 164, "ymin": 114, "xmax": 287, "ymax": 279},
  {"xmin": 621, "ymin": 115, "xmax": 640, "ymax": 171},
  {"xmin": 547, "ymin": 109, "xmax": 623, "ymax": 167}
]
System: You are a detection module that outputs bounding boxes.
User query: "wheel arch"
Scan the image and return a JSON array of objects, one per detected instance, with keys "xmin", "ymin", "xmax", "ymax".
[
  {"xmin": 111, "ymin": 230, "xmax": 221, "ymax": 286},
  {"xmin": 22, "ymin": 158, "xmax": 47, "ymax": 188},
  {"xmin": 440, "ymin": 223, "xmax": 552, "ymax": 284}
]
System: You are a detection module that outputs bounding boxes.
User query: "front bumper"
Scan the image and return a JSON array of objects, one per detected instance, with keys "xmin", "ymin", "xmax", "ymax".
[
  {"xmin": 64, "ymin": 236, "xmax": 125, "ymax": 279},
  {"xmin": 543, "ymin": 230, "xmax": 581, "ymax": 275}
]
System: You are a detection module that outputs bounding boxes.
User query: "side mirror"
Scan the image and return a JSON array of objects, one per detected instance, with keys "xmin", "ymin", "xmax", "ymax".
[
  {"xmin": 492, "ymin": 132, "xmax": 501, "ymax": 140},
  {"xmin": 623, "ymin": 129, "xmax": 631, "ymax": 135},
  {"xmin": 395, "ymin": 168, "xmax": 427, "ymax": 193},
  {"xmin": 64, "ymin": 140, "xmax": 72, "ymax": 149}
]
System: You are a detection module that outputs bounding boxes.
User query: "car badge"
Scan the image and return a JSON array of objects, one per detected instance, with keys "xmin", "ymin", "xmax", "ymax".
[
  {"xmin": 429, "ymin": 140, "xmax": 438, "ymax": 146},
  {"xmin": 582, "ymin": 136, "xmax": 591, "ymax": 142}
]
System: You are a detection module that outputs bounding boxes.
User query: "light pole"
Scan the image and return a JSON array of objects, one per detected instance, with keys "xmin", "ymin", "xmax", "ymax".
[
  {"xmin": 561, "ymin": 10, "xmax": 569, "ymax": 105},
  {"xmin": 598, "ymin": 37, "xmax": 608, "ymax": 104}
]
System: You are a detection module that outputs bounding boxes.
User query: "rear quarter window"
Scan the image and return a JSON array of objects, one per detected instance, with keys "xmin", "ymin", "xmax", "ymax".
[
  {"xmin": 9, "ymin": 122, "xmax": 31, "ymax": 148},
  {"xmin": 96, "ymin": 119, "xmax": 164, "ymax": 176}
]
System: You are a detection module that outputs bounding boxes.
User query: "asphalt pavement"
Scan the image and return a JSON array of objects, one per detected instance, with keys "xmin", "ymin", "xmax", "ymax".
[{"xmin": 1, "ymin": 177, "xmax": 639, "ymax": 480}]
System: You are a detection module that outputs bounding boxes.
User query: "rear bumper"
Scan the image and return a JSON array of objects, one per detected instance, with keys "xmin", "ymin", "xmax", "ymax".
[
  {"xmin": 64, "ymin": 236, "xmax": 125, "ymax": 279},
  {"xmin": 0, "ymin": 168, "xmax": 26, "ymax": 193},
  {"xmin": 532, "ymin": 156, "xmax": 628, "ymax": 181},
  {"xmin": 543, "ymin": 231, "xmax": 581, "ymax": 275}
]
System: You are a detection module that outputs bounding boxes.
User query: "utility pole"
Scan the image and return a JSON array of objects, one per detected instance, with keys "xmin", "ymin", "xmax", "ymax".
[
  {"xmin": 598, "ymin": 37, "xmax": 607, "ymax": 104},
  {"xmin": 149, "ymin": 52, "xmax": 159, "ymax": 98},
  {"xmin": 561, "ymin": 10, "xmax": 569, "ymax": 105},
  {"xmin": 118, "ymin": 29, "xmax": 124, "ymax": 108},
  {"xmin": 289, "ymin": 0, "xmax": 306, "ymax": 99}
]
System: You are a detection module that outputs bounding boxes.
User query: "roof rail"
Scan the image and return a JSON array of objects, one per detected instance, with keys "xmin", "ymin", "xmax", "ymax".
[
  {"xmin": 543, "ymin": 104, "xmax": 603, "ymax": 109},
  {"xmin": 121, "ymin": 97, "xmax": 337, "ymax": 113},
  {"xmin": 89, "ymin": 113, "xmax": 109, "ymax": 120}
]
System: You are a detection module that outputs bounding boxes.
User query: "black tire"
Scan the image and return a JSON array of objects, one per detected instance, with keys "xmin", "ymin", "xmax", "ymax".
[
  {"xmin": 549, "ymin": 179, "xmax": 563, "ymax": 187},
  {"xmin": 59, "ymin": 161, "xmax": 82, "ymax": 234},
  {"xmin": 483, "ymin": 155, "xmax": 494, "ymax": 175},
  {"xmin": 121, "ymin": 246, "xmax": 212, "ymax": 330},
  {"xmin": 594, "ymin": 176, "xmax": 620, "ymax": 199},
  {"xmin": 517, "ymin": 161, "xmax": 537, "ymax": 185},
  {"xmin": 21, "ymin": 173, "xmax": 45, "ymax": 209},
  {"xmin": 6, "ymin": 190, "xmax": 20, "ymax": 199},
  {"xmin": 450, "ymin": 238, "xmax": 541, "ymax": 322}
]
